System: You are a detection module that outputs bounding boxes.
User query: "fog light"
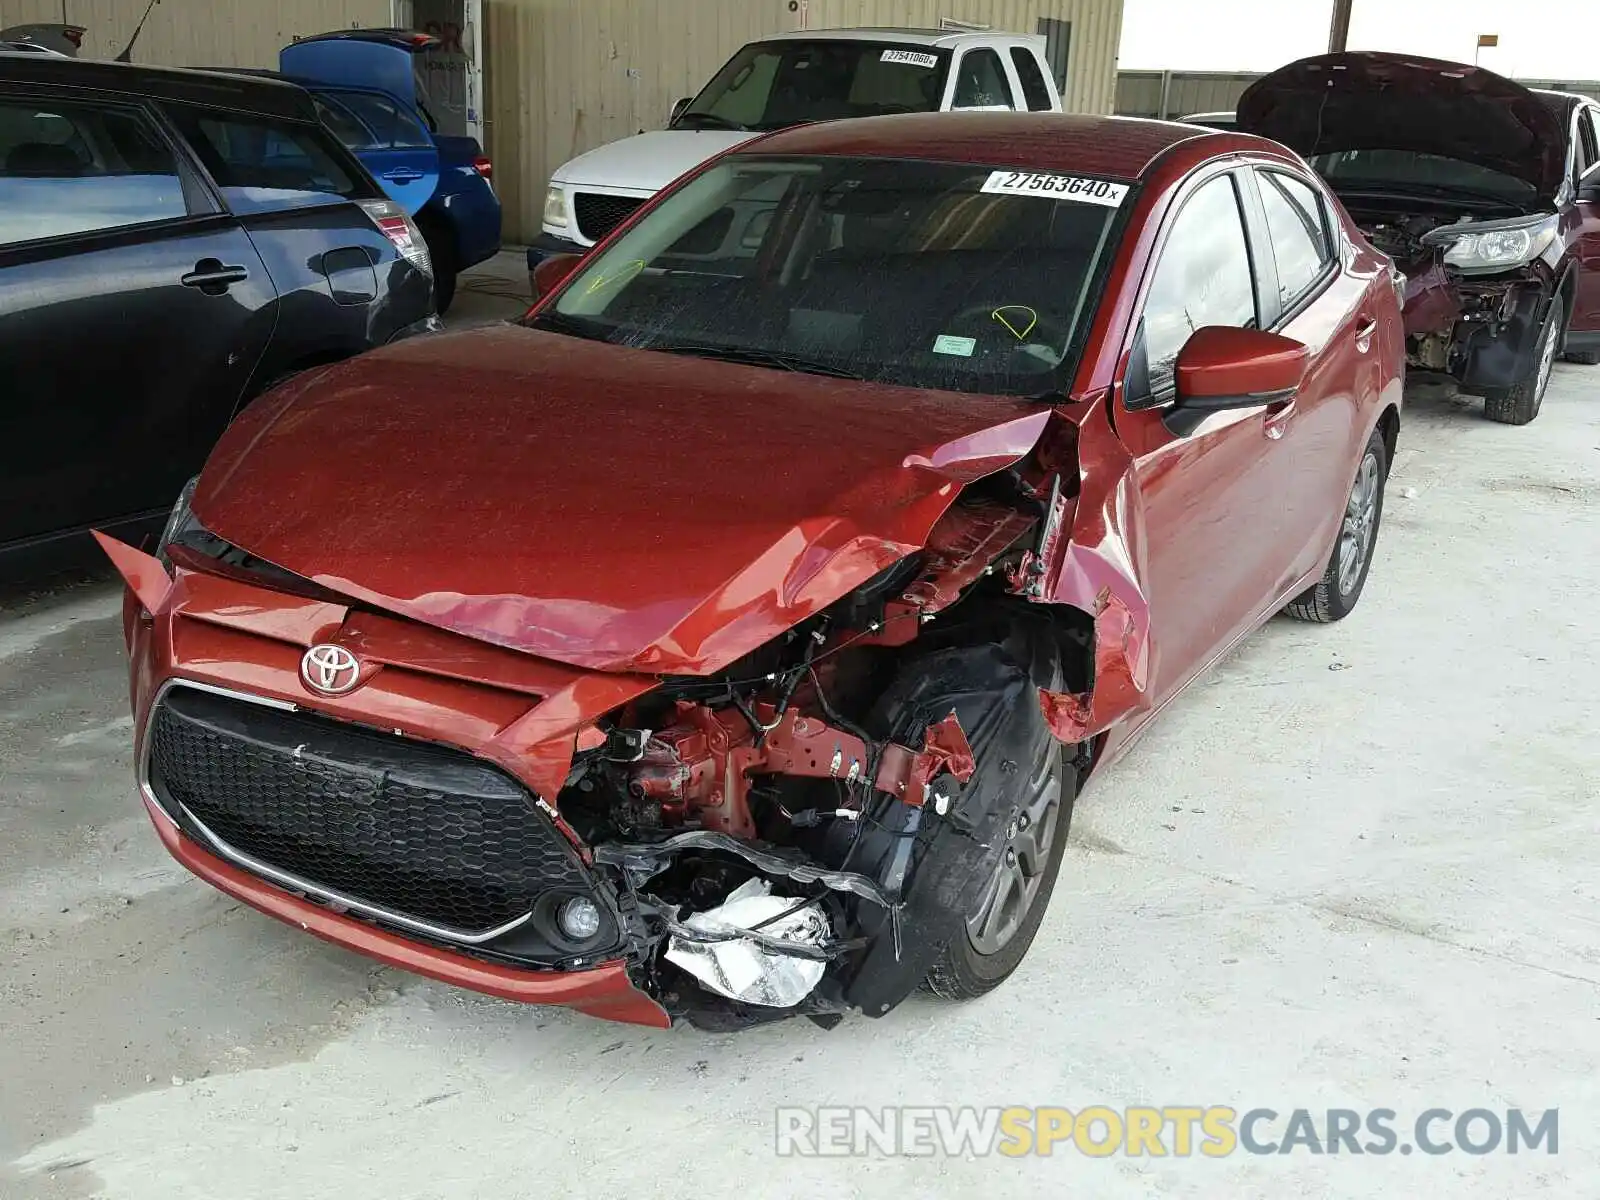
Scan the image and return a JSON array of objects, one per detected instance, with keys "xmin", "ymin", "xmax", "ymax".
[{"xmin": 557, "ymin": 896, "xmax": 602, "ymax": 941}]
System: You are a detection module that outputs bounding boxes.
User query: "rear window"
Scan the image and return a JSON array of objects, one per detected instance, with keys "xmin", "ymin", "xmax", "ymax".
[
  {"xmin": 329, "ymin": 92, "xmax": 431, "ymax": 149},
  {"xmin": 167, "ymin": 106, "xmax": 361, "ymax": 214},
  {"xmin": 0, "ymin": 99, "xmax": 189, "ymax": 246}
]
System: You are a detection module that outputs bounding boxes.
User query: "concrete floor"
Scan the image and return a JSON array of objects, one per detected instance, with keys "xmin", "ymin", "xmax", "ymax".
[{"xmin": 3, "ymin": 262, "xmax": 1598, "ymax": 1197}]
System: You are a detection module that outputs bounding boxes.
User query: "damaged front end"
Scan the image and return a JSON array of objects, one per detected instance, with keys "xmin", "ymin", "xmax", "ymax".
[{"xmin": 1369, "ymin": 210, "xmax": 1565, "ymax": 391}]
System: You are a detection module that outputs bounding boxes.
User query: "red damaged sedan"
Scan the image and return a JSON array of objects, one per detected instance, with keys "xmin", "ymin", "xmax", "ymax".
[{"xmin": 101, "ymin": 112, "xmax": 1402, "ymax": 1030}]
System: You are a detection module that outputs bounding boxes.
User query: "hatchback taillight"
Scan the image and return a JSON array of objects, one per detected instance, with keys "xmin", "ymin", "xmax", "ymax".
[
  {"xmin": 472, "ymin": 156, "xmax": 493, "ymax": 181},
  {"xmin": 357, "ymin": 198, "xmax": 432, "ymax": 275}
]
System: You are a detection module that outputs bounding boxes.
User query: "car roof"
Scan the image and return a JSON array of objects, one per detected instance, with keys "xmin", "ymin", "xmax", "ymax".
[
  {"xmin": 0, "ymin": 54, "xmax": 320, "ymax": 121},
  {"xmin": 761, "ymin": 26, "xmax": 1039, "ymax": 48},
  {"xmin": 742, "ymin": 111, "xmax": 1230, "ymax": 181},
  {"xmin": 0, "ymin": 41, "xmax": 67, "ymax": 56}
]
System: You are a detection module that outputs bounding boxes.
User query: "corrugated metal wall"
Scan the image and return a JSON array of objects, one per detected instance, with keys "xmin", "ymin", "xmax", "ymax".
[
  {"xmin": 485, "ymin": 0, "xmax": 1125, "ymax": 242},
  {"xmin": 0, "ymin": 0, "xmax": 388, "ymax": 66},
  {"xmin": 1117, "ymin": 68, "xmax": 1600, "ymax": 120}
]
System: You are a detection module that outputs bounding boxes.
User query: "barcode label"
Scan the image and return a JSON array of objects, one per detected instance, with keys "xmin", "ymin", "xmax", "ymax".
[
  {"xmin": 880, "ymin": 49, "xmax": 940, "ymax": 68},
  {"xmin": 980, "ymin": 170, "xmax": 1129, "ymax": 207}
]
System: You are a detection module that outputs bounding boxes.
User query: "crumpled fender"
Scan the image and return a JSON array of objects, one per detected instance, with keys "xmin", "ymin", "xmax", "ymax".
[{"xmin": 1032, "ymin": 396, "xmax": 1153, "ymax": 741}]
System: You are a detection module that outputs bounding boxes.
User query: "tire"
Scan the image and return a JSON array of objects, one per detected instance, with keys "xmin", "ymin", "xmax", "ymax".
[
  {"xmin": 422, "ymin": 222, "xmax": 459, "ymax": 316},
  {"xmin": 923, "ymin": 736, "xmax": 1076, "ymax": 1000},
  {"xmin": 1285, "ymin": 427, "xmax": 1388, "ymax": 624},
  {"xmin": 1483, "ymin": 296, "xmax": 1562, "ymax": 425},
  {"xmin": 1566, "ymin": 348, "xmax": 1600, "ymax": 366}
]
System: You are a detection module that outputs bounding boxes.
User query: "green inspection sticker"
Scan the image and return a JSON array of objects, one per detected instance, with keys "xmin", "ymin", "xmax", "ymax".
[{"xmin": 933, "ymin": 334, "xmax": 977, "ymax": 357}]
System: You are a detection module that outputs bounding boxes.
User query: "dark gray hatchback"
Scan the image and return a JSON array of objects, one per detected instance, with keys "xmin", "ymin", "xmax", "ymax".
[{"xmin": 0, "ymin": 55, "xmax": 439, "ymax": 569}]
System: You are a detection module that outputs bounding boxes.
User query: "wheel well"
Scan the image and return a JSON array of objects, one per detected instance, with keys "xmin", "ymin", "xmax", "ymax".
[
  {"xmin": 1376, "ymin": 403, "xmax": 1400, "ymax": 467},
  {"xmin": 1557, "ymin": 267, "xmax": 1579, "ymax": 345},
  {"xmin": 416, "ymin": 205, "xmax": 457, "ymax": 259}
]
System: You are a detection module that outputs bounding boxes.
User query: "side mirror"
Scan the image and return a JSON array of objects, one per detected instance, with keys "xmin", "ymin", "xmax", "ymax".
[
  {"xmin": 1173, "ymin": 326, "xmax": 1308, "ymax": 412},
  {"xmin": 669, "ymin": 96, "xmax": 693, "ymax": 125},
  {"xmin": 529, "ymin": 252, "xmax": 583, "ymax": 303}
]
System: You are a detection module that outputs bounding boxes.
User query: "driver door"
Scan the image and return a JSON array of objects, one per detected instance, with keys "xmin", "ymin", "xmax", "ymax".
[{"xmin": 1110, "ymin": 167, "xmax": 1295, "ymax": 709}]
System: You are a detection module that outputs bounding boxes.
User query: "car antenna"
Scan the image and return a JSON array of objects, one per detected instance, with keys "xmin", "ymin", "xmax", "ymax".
[{"xmin": 114, "ymin": 0, "xmax": 160, "ymax": 63}]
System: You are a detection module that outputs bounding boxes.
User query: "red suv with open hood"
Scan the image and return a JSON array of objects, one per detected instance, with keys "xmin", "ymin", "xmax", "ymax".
[
  {"xmin": 1240, "ymin": 52, "xmax": 1600, "ymax": 425},
  {"xmin": 101, "ymin": 111, "xmax": 1402, "ymax": 1030}
]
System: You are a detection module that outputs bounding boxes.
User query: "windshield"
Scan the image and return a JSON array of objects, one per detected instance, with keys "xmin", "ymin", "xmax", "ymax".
[
  {"xmin": 1309, "ymin": 149, "xmax": 1538, "ymax": 206},
  {"xmin": 530, "ymin": 155, "xmax": 1126, "ymax": 396},
  {"xmin": 675, "ymin": 41, "xmax": 952, "ymax": 131}
]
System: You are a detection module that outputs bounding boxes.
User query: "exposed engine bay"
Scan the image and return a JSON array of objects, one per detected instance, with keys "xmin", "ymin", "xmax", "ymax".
[
  {"xmin": 543, "ymin": 479, "xmax": 1096, "ymax": 1029},
  {"xmin": 1335, "ymin": 194, "xmax": 1560, "ymax": 387}
]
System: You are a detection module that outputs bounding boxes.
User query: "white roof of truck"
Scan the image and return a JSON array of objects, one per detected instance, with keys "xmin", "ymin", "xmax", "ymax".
[{"xmin": 762, "ymin": 27, "xmax": 1044, "ymax": 50}]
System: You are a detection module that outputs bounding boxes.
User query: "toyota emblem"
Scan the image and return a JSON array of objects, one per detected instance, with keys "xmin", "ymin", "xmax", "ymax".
[{"xmin": 300, "ymin": 644, "xmax": 361, "ymax": 695}]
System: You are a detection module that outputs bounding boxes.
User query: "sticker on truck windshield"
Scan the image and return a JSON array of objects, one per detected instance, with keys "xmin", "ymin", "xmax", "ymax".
[
  {"xmin": 881, "ymin": 49, "xmax": 940, "ymax": 67},
  {"xmin": 981, "ymin": 171, "xmax": 1129, "ymax": 207}
]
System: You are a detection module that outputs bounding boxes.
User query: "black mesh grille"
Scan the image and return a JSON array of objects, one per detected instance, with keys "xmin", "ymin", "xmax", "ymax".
[
  {"xmin": 573, "ymin": 192, "xmax": 645, "ymax": 242},
  {"xmin": 148, "ymin": 688, "xmax": 591, "ymax": 935}
]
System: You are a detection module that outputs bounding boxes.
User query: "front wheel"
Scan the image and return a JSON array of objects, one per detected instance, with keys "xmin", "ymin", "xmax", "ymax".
[
  {"xmin": 1483, "ymin": 295, "xmax": 1562, "ymax": 425},
  {"xmin": 923, "ymin": 737, "xmax": 1075, "ymax": 999},
  {"xmin": 1285, "ymin": 427, "xmax": 1388, "ymax": 624}
]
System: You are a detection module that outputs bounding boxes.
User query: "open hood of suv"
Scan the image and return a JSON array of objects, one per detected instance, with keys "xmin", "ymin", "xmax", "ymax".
[
  {"xmin": 1237, "ymin": 52, "xmax": 1568, "ymax": 199},
  {"xmin": 191, "ymin": 325, "xmax": 1049, "ymax": 675}
]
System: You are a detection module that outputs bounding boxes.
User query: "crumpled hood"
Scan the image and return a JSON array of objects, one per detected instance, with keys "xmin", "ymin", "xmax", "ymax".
[
  {"xmin": 1237, "ymin": 52, "xmax": 1567, "ymax": 199},
  {"xmin": 551, "ymin": 129, "xmax": 757, "ymax": 194},
  {"xmin": 194, "ymin": 325, "xmax": 1049, "ymax": 674}
]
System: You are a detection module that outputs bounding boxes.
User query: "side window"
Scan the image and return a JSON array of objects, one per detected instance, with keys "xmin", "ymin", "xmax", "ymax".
[
  {"xmin": 1257, "ymin": 170, "xmax": 1333, "ymax": 308},
  {"xmin": 1009, "ymin": 48, "xmax": 1054, "ymax": 112},
  {"xmin": 0, "ymin": 99, "xmax": 189, "ymax": 247},
  {"xmin": 1578, "ymin": 108, "xmax": 1600, "ymax": 179},
  {"xmin": 951, "ymin": 48, "xmax": 1016, "ymax": 110},
  {"xmin": 330, "ymin": 92, "xmax": 432, "ymax": 149},
  {"xmin": 1140, "ymin": 173, "xmax": 1257, "ymax": 396},
  {"xmin": 167, "ymin": 107, "xmax": 360, "ymax": 214},
  {"xmin": 312, "ymin": 95, "xmax": 378, "ymax": 152}
]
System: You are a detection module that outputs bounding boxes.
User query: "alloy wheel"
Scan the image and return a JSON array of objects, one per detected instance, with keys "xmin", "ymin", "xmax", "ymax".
[
  {"xmin": 1337, "ymin": 450, "xmax": 1381, "ymax": 597},
  {"xmin": 965, "ymin": 747, "xmax": 1063, "ymax": 955}
]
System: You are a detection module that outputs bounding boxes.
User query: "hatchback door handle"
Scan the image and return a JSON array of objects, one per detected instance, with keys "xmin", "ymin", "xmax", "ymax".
[
  {"xmin": 382, "ymin": 168, "xmax": 425, "ymax": 183},
  {"xmin": 181, "ymin": 259, "xmax": 249, "ymax": 293},
  {"xmin": 1354, "ymin": 316, "xmax": 1378, "ymax": 350}
]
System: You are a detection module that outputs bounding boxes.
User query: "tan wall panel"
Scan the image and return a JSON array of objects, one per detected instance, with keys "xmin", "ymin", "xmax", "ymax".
[
  {"xmin": 0, "ymin": 0, "xmax": 390, "ymax": 68},
  {"xmin": 0, "ymin": 0, "xmax": 66, "ymax": 29}
]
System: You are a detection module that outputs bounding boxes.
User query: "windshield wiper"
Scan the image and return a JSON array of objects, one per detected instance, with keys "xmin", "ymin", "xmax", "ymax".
[
  {"xmin": 646, "ymin": 341, "xmax": 867, "ymax": 380},
  {"xmin": 672, "ymin": 111, "xmax": 749, "ymax": 132},
  {"xmin": 529, "ymin": 311, "xmax": 615, "ymax": 342}
]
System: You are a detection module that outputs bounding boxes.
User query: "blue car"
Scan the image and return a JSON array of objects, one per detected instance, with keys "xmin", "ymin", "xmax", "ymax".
[{"xmin": 273, "ymin": 29, "xmax": 501, "ymax": 314}]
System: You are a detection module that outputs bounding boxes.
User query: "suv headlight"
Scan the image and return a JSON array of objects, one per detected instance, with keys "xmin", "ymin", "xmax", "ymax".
[
  {"xmin": 544, "ymin": 184, "xmax": 568, "ymax": 230},
  {"xmin": 155, "ymin": 476, "xmax": 200, "ymax": 571},
  {"xmin": 1423, "ymin": 213, "xmax": 1559, "ymax": 274}
]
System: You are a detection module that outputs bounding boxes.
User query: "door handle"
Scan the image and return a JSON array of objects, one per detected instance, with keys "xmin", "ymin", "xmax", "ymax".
[
  {"xmin": 1354, "ymin": 315, "xmax": 1378, "ymax": 352},
  {"xmin": 181, "ymin": 259, "xmax": 249, "ymax": 294},
  {"xmin": 382, "ymin": 168, "xmax": 425, "ymax": 183},
  {"xmin": 1263, "ymin": 394, "xmax": 1297, "ymax": 440}
]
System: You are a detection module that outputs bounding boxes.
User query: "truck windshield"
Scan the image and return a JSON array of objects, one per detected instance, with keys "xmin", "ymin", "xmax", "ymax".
[
  {"xmin": 530, "ymin": 155, "xmax": 1126, "ymax": 397},
  {"xmin": 674, "ymin": 41, "xmax": 952, "ymax": 132}
]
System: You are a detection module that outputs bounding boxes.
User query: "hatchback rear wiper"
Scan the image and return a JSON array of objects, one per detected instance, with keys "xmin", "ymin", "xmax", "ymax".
[
  {"xmin": 672, "ymin": 112, "xmax": 749, "ymax": 132},
  {"xmin": 646, "ymin": 341, "xmax": 867, "ymax": 380}
]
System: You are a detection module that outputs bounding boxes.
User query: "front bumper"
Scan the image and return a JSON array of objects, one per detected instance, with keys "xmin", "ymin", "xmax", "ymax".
[
  {"xmin": 142, "ymin": 794, "xmax": 668, "ymax": 1026},
  {"xmin": 116, "ymin": 553, "xmax": 669, "ymax": 1027}
]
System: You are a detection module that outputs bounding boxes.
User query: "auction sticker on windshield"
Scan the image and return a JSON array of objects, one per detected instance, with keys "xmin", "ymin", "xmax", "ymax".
[
  {"xmin": 881, "ymin": 49, "xmax": 940, "ymax": 67},
  {"xmin": 981, "ymin": 171, "xmax": 1129, "ymax": 207}
]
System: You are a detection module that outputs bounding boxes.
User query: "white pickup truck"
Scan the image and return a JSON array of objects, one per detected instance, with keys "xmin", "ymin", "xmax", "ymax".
[{"xmin": 530, "ymin": 26, "xmax": 1063, "ymax": 267}]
